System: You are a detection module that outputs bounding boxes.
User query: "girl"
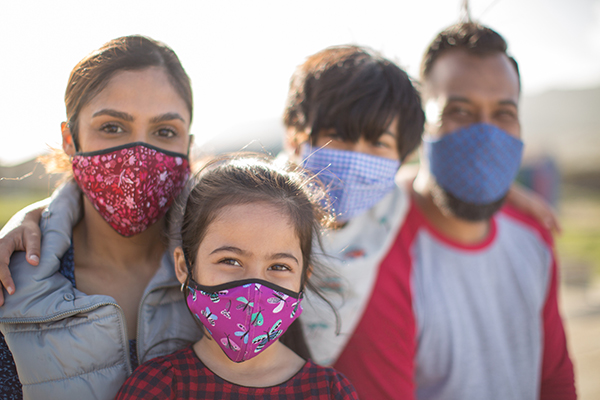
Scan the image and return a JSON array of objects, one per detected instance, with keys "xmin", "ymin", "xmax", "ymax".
[
  {"xmin": 116, "ymin": 154, "xmax": 358, "ymax": 399},
  {"xmin": 0, "ymin": 35, "xmax": 200, "ymax": 400}
]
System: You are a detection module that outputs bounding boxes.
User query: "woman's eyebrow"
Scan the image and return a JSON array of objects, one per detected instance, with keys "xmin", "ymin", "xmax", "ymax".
[
  {"xmin": 92, "ymin": 109, "xmax": 134, "ymax": 121},
  {"xmin": 150, "ymin": 112, "xmax": 186, "ymax": 124}
]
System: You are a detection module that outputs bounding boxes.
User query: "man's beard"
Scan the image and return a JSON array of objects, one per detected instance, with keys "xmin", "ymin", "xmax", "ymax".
[{"xmin": 431, "ymin": 182, "xmax": 507, "ymax": 221}]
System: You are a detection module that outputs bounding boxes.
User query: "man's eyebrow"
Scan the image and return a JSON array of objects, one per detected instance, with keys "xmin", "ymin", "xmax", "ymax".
[
  {"xmin": 447, "ymin": 96, "xmax": 518, "ymax": 108},
  {"xmin": 92, "ymin": 109, "xmax": 134, "ymax": 121},
  {"xmin": 150, "ymin": 112, "xmax": 186, "ymax": 124},
  {"xmin": 498, "ymin": 100, "xmax": 518, "ymax": 108},
  {"xmin": 446, "ymin": 96, "xmax": 471, "ymax": 104}
]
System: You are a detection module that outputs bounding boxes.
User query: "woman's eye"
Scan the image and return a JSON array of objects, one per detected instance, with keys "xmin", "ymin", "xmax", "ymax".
[
  {"xmin": 100, "ymin": 123, "xmax": 124, "ymax": 134},
  {"xmin": 156, "ymin": 128, "xmax": 177, "ymax": 138}
]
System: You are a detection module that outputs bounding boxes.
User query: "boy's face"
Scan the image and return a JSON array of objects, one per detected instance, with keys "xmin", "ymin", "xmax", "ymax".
[{"xmin": 290, "ymin": 117, "xmax": 400, "ymax": 161}]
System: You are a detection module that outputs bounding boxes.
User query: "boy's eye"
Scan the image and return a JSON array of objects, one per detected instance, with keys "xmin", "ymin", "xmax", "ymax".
[
  {"xmin": 100, "ymin": 123, "xmax": 124, "ymax": 134},
  {"xmin": 322, "ymin": 131, "xmax": 342, "ymax": 141}
]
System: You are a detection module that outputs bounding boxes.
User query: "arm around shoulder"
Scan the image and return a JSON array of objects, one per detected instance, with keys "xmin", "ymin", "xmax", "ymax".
[{"xmin": 0, "ymin": 198, "xmax": 48, "ymax": 305}]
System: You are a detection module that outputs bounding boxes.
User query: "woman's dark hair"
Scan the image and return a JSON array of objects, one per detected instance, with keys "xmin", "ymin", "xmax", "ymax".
[
  {"xmin": 179, "ymin": 153, "xmax": 338, "ymax": 359},
  {"xmin": 283, "ymin": 45, "xmax": 424, "ymax": 161},
  {"xmin": 41, "ymin": 35, "xmax": 193, "ymax": 174},
  {"xmin": 66, "ymin": 35, "xmax": 193, "ymax": 149},
  {"xmin": 420, "ymin": 22, "xmax": 520, "ymax": 89}
]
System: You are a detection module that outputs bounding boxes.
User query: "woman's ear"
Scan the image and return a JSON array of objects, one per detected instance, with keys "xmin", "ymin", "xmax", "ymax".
[
  {"xmin": 61, "ymin": 122, "xmax": 76, "ymax": 156},
  {"xmin": 173, "ymin": 246, "xmax": 190, "ymax": 284}
]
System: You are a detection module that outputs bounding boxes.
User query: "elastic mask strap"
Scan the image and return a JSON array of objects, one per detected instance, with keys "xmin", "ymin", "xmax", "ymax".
[{"xmin": 186, "ymin": 135, "xmax": 193, "ymax": 157}]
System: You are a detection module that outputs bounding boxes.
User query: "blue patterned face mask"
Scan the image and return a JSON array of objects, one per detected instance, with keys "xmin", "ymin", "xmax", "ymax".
[
  {"xmin": 300, "ymin": 145, "xmax": 400, "ymax": 222},
  {"xmin": 423, "ymin": 123, "xmax": 524, "ymax": 205}
]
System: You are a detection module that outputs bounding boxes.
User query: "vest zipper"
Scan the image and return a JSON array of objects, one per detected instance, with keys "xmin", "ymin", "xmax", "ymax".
[{"xmin": 136, "ymin": 283, "xmax": 180, "ymax": 364}]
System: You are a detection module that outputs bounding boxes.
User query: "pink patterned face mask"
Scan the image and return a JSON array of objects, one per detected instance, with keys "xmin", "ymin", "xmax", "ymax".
[
  {"xmin": 185, "ymin": 278, "xmax": 303, "ymax": 363},
  {"xmin": 72, "ymin": 142, "xmax": 190, "ymax": 237}
]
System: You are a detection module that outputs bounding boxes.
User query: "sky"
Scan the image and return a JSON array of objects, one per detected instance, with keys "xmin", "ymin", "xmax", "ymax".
[{"xmin": 1, "ymin": 0, "xmax": 599, "ymax": 166}]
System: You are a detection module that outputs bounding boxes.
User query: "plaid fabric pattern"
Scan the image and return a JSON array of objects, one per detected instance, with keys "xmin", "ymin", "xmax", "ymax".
[
  {"xmin": 301, "ymin": 145, "xmax": 400, "ymax": 222},
  {"xmin": 116, "ymin": 346, "xmax": 359, "ymax": 399},
  {"xmin": 424, "ymin": 123, "xmax": 524, "ymax": 204}
]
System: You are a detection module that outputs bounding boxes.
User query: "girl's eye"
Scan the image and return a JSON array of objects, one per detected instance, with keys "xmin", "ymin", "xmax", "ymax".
[
  {"xmin": 156, "ymin": 128, "xmax": 177, "ymax": 138},
  {"xmin": 219, "ymin": 258, "xmax": 241, "ymax": 267},
  {"xmin": 268, "ymin": 264, "xmax": 291, "ymax": 272},
  {"xmin": 100, "ymin": 123, "xmax": 124, "ymax": 134}
]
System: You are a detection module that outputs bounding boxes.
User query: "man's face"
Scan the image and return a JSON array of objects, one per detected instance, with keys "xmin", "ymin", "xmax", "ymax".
[
  {"xmin": 424, "ymin": 49, "xmax": 520, "ymax": 139},
  {"xmin": 423, "ymin": 49, "xmax": 522, "ymax": 221}
]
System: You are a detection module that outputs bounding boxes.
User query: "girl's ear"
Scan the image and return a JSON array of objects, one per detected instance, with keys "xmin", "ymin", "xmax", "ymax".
[{"xmin": 173, "ymin": 247, "xmax": 190, "ymax": 284}]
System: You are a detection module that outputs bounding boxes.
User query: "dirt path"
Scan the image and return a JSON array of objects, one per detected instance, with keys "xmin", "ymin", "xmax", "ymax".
[{"xmin": 560, "ymin": 279, "xmax": 600, "ymax": 399}]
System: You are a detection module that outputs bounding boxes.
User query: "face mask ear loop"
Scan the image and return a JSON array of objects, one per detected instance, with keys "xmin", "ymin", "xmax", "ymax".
[{"xmin": 186, "ymin": 135, "xmax": 193, "ymax": 158}]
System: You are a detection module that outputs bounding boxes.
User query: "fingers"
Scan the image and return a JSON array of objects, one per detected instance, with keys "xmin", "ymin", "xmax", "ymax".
[
  {"xmin": 23, "ymin": 227, "xmax": 41, "ymax": 266},
  {"xmin": 0, "ymin": 236, "xmax": 18, "ymax": 306}
]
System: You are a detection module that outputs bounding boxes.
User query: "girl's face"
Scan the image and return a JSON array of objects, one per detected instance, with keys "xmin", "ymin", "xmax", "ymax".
[
  {"xmin": 62, "ymin": 66, "xmax": 191, "ymax": 155},
  {"xmin": 189, "ymin": 202, "xmax": 304, "ymax": 293}
]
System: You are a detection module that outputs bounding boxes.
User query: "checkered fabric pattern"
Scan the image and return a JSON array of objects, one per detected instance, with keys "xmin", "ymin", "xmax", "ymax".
[
  {"xmin": 301, "ymin": 145, "xmax": 400, "ymax": 221},
  {"xmin": 116, "ymin": 346, "xmax": 359, "ymax": 399},
  {"xmin": 424, "ymin": 123, "xmax": 524, "ymax": 204}
]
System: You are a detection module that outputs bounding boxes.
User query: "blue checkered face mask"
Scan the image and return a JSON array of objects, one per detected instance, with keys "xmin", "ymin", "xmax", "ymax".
[
  {"xmin": 300, "ymin": 145, "xmax": 400, "ymax": 222},
  {"xmin": 423, "ymin": 123, "xmax": 524, "ymax": 205}
]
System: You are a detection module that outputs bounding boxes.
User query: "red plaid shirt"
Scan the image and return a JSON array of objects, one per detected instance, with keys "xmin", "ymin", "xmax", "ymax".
[{"xmin": 116, "ymin": 346, "xmax": 359, "ymax": 399}]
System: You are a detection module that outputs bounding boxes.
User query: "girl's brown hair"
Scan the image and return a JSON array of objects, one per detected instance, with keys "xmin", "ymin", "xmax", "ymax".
[{"xmin": 178, "ymin": 153, "xmax": 338, "ymax": 358}]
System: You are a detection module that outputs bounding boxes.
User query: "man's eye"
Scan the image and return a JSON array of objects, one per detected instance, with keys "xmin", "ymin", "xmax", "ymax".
[{"xmin": 496, "ymin": 110, "xmax": 518, "ymax": 120}]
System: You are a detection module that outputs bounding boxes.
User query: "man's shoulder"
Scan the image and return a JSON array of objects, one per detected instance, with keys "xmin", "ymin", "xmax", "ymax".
[{"xmin": 497, "ymin": 205, "xmax": 554, "ymax": 248}]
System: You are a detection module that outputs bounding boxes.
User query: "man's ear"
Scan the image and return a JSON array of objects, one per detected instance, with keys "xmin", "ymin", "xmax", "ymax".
[
  {"xmin": 173, "ymin": 246, "xmax": 190, "ymax": 285},
  {"xmin": 61, "ymin": 122, "xmax": 76, "ymax": 156}
]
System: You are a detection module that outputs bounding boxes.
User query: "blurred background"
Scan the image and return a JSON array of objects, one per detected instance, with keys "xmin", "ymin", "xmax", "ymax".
[{"xmin": 1, "ymin": 0, "xmax": 599, "ymax": 397}]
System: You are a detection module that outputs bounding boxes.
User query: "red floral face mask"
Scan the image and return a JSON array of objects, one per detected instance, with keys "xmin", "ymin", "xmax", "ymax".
[{"xmin": 72, "ymin": 142, "xmax": 190, "ymax": 237}]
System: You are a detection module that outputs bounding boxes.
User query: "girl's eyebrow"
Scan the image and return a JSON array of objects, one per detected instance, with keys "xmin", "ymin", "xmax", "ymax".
[
  {"xmin": 269, "ymin": 253, "xmax": 299, "ymax": 265},
  {"xmin": 210, "ymin": 246, "xmax": 244, "ymax": 255},
  {"xmin": 209, "ymin": 247, "xmax": 299, "ymax": 265}
]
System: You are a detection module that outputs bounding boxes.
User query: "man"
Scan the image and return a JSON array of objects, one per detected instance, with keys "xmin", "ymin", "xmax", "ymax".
[{"xmin": 331, "ymin": 23, "xmax": 576, "ymax": 399}]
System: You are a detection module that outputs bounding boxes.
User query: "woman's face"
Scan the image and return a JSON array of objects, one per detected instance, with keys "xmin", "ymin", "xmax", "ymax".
[
  {"xmin": 191, "ymin": 202, "xmax": 304, "ymax": 293},
  {"xmin": 63, "ymin": 66, "xmax": 191, "ymax": 155}
]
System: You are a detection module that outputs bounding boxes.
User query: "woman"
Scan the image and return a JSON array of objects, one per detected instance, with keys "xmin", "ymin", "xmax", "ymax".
[{"xmin": 0, "ymin": 35, "xmax": 201, "ymax": 400}]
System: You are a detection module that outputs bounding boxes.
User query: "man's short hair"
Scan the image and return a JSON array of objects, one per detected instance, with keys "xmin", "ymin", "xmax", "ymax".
[
  {"xmin": 283, "ymin": 45, "xmax": 424, "ymax": 161},
  {"xmin": 420, "ymin": 22, "xmax": 520, "ymax": 88}
]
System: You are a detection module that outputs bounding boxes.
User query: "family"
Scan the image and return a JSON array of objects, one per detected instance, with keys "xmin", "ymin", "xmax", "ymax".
[{"xmin": 0, "ymin": 20, "xmax": 576, "ymax": 400}]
